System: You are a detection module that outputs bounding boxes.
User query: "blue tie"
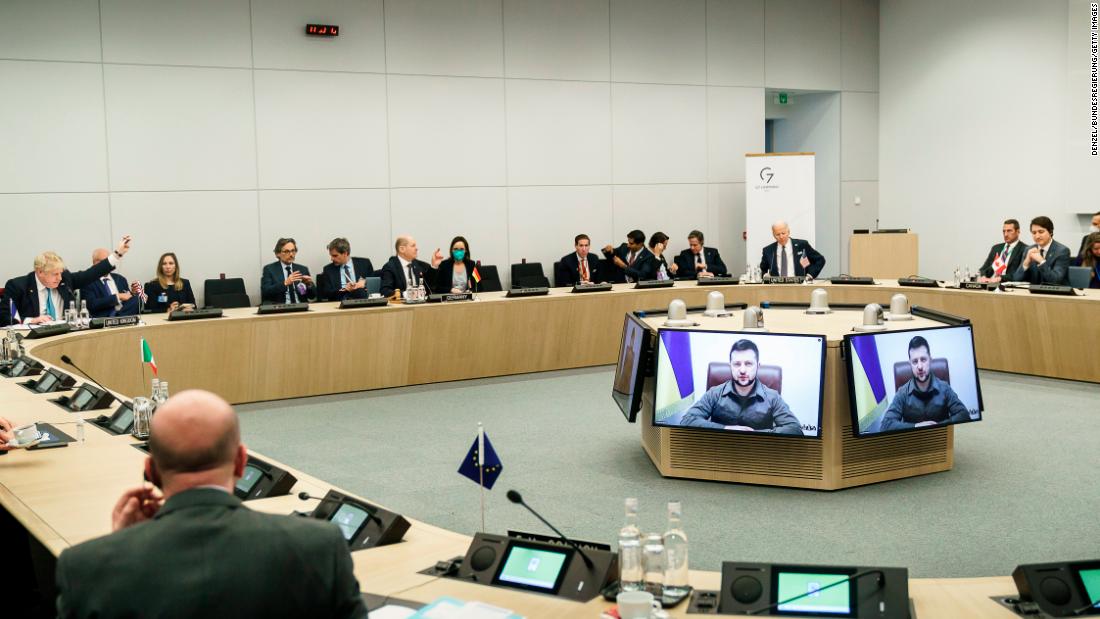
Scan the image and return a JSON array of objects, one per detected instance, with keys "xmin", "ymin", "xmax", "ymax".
[{"xmin": 45, "ymin": 290, "xmax": 56, "ymax": 320}]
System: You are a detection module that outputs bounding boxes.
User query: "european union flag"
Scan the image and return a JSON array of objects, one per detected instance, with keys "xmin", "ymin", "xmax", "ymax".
[{"xmin": 457, "ymin": 431, "xmax": 503, "ymax": 489}]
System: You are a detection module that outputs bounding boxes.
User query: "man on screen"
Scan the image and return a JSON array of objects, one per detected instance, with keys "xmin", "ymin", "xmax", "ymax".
[
  {"xmin": 680, "ymin": 339, "xmax": 804, "ymax": 435},
  {"xmin": 880, "ymin": 336, "xmax": 970, "ymax": 431}
]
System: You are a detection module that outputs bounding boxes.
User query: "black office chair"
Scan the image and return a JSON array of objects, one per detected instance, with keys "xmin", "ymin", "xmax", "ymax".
[
  {"xmin": 510, "ymin": 262, "xmax": 549, "ymax": 289},
  {"xmin": 474, "ymin": 265, "xmax": 503, "ymax": 292},
  {"xmin": 203, "ymin": 277, "xmax": 251, "ymax": 309},
  {"xmin": 552, "ymin": 261, "xmax": 569, "ymax": 288},
  {"xmin": 600, "ymin": 257, "xmax": 625, "ymax": 283}
]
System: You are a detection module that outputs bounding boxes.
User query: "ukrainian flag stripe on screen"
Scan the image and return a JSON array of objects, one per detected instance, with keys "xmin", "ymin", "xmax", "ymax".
[
  {"xmin": 655, "ymin": 331, "xmax": 695, "ymax": 422},
  {"xmin": 850, "ymin": 336, "xmax": 888, "ymax": 430}
]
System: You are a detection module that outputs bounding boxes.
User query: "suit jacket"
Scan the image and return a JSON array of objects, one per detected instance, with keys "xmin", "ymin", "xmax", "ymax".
[
  {"xmin": 55, "ymin": 488, "xmax": 367, "ymax": 619},
  {"xmin": 759, "ymin": 239, "xmax": 826, "ymax": 278},
  {"xmin": 143, "ymin": 279, "xmax": 197, "ymax": 313},
  {"xmin": 260, "ymin": 261, "xmax": 315, "ymax": 304},
  {"xmin": 81, "ymin": 272, "xmax": 141, "ymax": 318},
  {"xmin": 603, "ymin": 244, "xmax": 657, "ymax": 282},
  {"xmin": 434, "ymin": 258, "xmax": 478, "ymax": 293},
  {"xmin": 379, "ymin": 256, "xmax": 437, "ymax": 297},
  {"xmin": 318, "ymin": 257, "xmax": 375, "ymax": 302},
  {"xmin": 556, "ymin": 252, "xmax": 603, "ymax": 286},
  {"xmin": 1011, "ymin": 240, "xmax": 1072, "ymax": 285},
  {"xmin": 1, "ymin": 258, "xmax": 115, "ymax": 326},
  {"xmin": 978, "ymin": 241, "xmax": 1027, "ymax": 278},
  {"xmin": 673, "ymin": 247, "xmax": 728, "ymax": 279}
]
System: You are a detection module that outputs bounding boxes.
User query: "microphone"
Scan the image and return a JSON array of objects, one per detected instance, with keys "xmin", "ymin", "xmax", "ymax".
[
  {"xmin": 414, "ymin": 265, "xmax": 433, "ymax": 295},
  {"xmin": 59, "ymin": 355, "xmax": 117, "ymax": 407},
  {"xmin": 298, "ymin": 491, "xmax": 382, "ymax": 525},
  {"xmin": 506, "ymin": 489, "xmax": 594, "ymax": 569}
]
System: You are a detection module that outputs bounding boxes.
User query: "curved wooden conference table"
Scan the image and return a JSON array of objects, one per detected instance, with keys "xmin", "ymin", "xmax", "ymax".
[{"xmin": 3, "ymin": 280, "xmax": 1097, "ymax": 618}]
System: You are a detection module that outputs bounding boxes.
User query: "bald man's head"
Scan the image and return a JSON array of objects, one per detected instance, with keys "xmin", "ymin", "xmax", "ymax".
[
  {"xmin": 148, "ymin": 390, "xmax": 241, "ymax": 479},
  {"xmin": 91, "ymin": 248, "xmax": 110, "ymax": 265}
]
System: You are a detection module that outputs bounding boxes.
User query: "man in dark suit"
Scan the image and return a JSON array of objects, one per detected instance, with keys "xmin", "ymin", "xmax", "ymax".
[
  {"xmin": 318, "ymin": 237, "xmax": 375, "ymax": 302},
  {"xmin": 1077, "ymin": 211, "xmax": 1100, "ymax": 259},
  {"xmin": 380, "ymin": 235, "xmax": 443, "ymax": 297},
  {"xmin": 1, "ymin": 236, "xmax": 132, "ymax": 326},
  {"xmin": 759, "ymin": 221, "xmax": 825, "ymax": 278},
  {"xmin": 978, "ymin": 219, "xmax": 1028, "ymax": 282},
  {"xmin": 1012, "ymin": 215, "xmax": 1072, "ymax": 285},
  {"xmin": 55, "ymin": 389, "xmax": 368, "ymax": 619},
  {"xmin": 557, "ymin": 234, "xmax": 603, "ymax": 286},
  {"xmin": 601, "ymin": 229, "xmax": 657, "ymax": 283},
  {"xmin": 671, "ymin": 230, "xmax": 728, "ymax": 279},
  {"xmin": 81, "ymin": 248, "xmax": 142, "ymax": 318},
  {"xmin": 260, "ymin": 238, "xmax": 315, "ymax": 304}
]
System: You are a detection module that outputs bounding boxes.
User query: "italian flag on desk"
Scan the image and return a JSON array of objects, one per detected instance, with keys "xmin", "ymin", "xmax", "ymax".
[{"xmin": 141, "ymin": 338, "xmax": 158, "ymax": 377}]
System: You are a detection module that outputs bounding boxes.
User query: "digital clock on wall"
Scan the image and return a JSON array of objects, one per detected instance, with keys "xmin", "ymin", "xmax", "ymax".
[{"xmin": 305, "ymin": 24, "xmax": 339, "ymax": 37}]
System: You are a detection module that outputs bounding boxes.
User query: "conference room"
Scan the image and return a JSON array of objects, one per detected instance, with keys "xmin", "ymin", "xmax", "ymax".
[{"xmin": 2, "ymin": 1, "xmax": 1098, "ymax": 618}]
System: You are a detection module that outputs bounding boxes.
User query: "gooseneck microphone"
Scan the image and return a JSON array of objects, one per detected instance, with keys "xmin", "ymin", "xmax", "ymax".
[
  {"xmin": 60, "ymin": 355, "xmax": 116, "ymax": 405},
  {"xmin": 298, "ymin": 491, "xmax": 382, "ymax": 525},
  {"xmin": 506, "ymin": 489, "xmax": 594, "ymax": 569}
]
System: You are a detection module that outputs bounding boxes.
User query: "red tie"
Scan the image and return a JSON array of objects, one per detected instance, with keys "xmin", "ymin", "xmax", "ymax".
[{"xmin": 580, "ymin": 259, "xmax": 588, "ymax": 281}]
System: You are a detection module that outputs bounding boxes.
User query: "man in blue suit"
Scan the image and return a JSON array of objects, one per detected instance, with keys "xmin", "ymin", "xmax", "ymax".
[
  {"xmin": 759, "ymin": 220, "xmax": 825, "ymax": 278},
  {"xmin": 601, "ymin": 230, "xmax": 657, "ymax": 283},
  {"xmin": 671, "ymin": 230, "xmax": 728, "ymax": 279},
  {"xmin": 1012, "ymin": 215, "xmax": 1071, "ymax": 285},
  {"xmin": 557, "ymin": 234, "xmax": 603, "ymax": 286},
  {"xmin": 318, "ymin": 237, "xmax": 375, "ymax": 301},
  {"xmin": 82, "ymin": 248, "xmax": 142, "ymax": 318},
  {"xmin": 260, "ymin": 238, "xmax": 315, "ymax": 304}
]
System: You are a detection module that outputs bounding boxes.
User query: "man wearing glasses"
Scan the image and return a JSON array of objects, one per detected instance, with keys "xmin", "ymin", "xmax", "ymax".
[{"xmin": 260, "ymin": 238, "xmax": 315, "ymax": 304}]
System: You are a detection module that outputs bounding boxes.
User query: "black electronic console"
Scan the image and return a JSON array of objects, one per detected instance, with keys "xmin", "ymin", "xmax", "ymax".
[
  {"xmin": 1030, "ymin": 285, "xmax": 1077, "ymax": 296},
  {"xmin": 90, "ymin": 401, "xmax": 135, "ymax": 435},
  {"xmin": 168, "ymin": 307, "xmax": 223, "ymax": 321},
  {"xmin": 303, "ymin": 489, "xmax": 409, "ymax": 550},
  {"xmin": 698, "ymin": 276, "xmax": 739, "ymax": 286},
  {"xmin": 51, "ymin": 383, "xmax": 115, "ymax": 412},
  {"xmin": 989, "ymin": 559, "xmax": 1100, "ymax": 618},
  {"xmin": 1, "ymin": 356, "xmax": 43, "ymax": 378},
  {"xmin": 635, "ymin": 279, "xmax": 675, "ymax": 289},
  {"xmin": 21, "ymin": 368, "xmax": 77, "ymax": 394},
  {"xmin": 763, "ymin": 276, "xmax": 805, "ymax": 284},
  {"xmin": 506, "ymin": 287, "xmax": 550, "ymax": 298},
  {"xmin": 428, "ymin": 292, "xmax": 473, "ymax": 303},
  {"xmin": 572, "ymin": 282, "xmax": 613, "ymax": 293},
  {"xmin": 959, "ymin": 281, "xmax": 998, "ymax": 291},
  {"xmin": 686, "ymin": 561, "xmax": 910, "ymax": 618},
  {"xmin": 25, "ymin": 323, "xmax": 72, "ymax": 339},
  {"xmin": 897, "ymin": 276, "xmax": 940, "ymax": 288},
  {"xmin": 830, "ymin": 275, "xmax": 876, "ymax": 285},
  {"xmin": 257, "ymin": 302, "xmax": 310, "ymax": 315},
  {"xmin": 339, "ymin": 297, "xmax": 390, "ymax": 309},
  {"xmin": 453, "ymin": 531, "xmax": 617, "ymax": 602},
  {"xmin": 234, "ymin": 455, "xmax": 297, "ymax": 501},
  {"xmin": 89, "ymin": 315, "xmax": 140, "ymax": 329}
]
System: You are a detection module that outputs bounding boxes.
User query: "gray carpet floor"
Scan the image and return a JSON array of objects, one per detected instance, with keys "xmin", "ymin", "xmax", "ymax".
[{"xmin": 237, "ymin": 367, "xmax": 1100, "ymax": 578}]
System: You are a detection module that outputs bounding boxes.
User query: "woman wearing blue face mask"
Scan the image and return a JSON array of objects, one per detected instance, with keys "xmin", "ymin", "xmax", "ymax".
[{"xmin": 435, "ymin": 236, "xmax": 474, "ymax": 294}]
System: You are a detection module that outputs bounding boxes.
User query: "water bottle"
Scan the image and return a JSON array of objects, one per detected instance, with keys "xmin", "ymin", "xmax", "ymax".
[
  {"xmin": 76, "ymin": 417, "xmax": 85, "ymax": 444},
  {"xmin": 952, "ymin": 266, "xmax": 961, "ymax": 287},
  {"xmin": 642, "ymin": 533, "xmax": 667, "ymax": 596},
  {"xmin": 132, "ymin": 397, "xmax": 153, "ymax": 439},
  {"xmin": 78, "ymin": 300, "xmax": 90, "ymax": 328},
  {"xmin": 156, "ymin": 381, "xmax": 169, "ymax": 407},
  {"xmin": 618, "ymin": 498, "xmax": 644, "ymax": 592},
  {"xmin": 662, "ymin": 501, "xmax": 690, "ymax": 598}
]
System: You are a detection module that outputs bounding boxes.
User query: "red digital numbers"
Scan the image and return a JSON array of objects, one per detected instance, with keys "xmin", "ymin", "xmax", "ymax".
[{"xmin": 305, "ymin": 24, "xmax": 339, "ymax": 37}]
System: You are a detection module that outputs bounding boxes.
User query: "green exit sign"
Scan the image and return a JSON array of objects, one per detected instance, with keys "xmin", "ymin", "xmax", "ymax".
[{"xmin": 776, "ymin": 92, "xmax": 789, "ymax": 105}]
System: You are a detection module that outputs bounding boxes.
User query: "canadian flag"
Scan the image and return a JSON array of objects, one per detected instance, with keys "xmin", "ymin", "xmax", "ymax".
[{"xmin": 992, "ymin": 252, "xmax": 1008, "ymax": 276}]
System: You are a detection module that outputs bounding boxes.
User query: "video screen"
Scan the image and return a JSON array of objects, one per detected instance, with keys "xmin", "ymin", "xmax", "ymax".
[
  {"xmin": 611, "ymin": 313, "xmax": 652, "ymax": 422},
  {"xmin": 1074, "ymin": 564, "xmax": 1100, "ymax": 613},
  {"xmin": 235, "ymin": 464, "xmax": 263, "ymax": 496},
  {"xmin": 652, "ymin": 329, "xmax": 826, "ymax": 438},
  {"xmin": 774, "ymin": 569, "xmax": 854, "ymax": 617},
  {"xmin": 9, "ymin": 359, "xmax": 27, "ymax": 376},
  {"xmin": 493, "ymin": 544, "xmax": 570, "ymax": 592},
  {"xmin": 331, "ymin": 504, "xmax": 369, "ymax": 541},
  {"xmin": 70, "ymin": 387, "xmax": 94, "ymax": 410},
  {"xmin": 34, "ymin": 371, "xmax": 59, "ymax": 393},
  {"xmin": 108, "ymin": 403, "xmax": 134, "ymax": 433},
  {"xmin": 844, "ymin": 325, "xmax": 983, "ymax": 437}
]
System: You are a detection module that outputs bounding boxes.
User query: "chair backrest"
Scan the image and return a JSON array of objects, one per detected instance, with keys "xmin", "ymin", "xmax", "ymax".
[
  {"xmin": 1068, "ymin": 266, "xmax": 1091, "ymax": 289},
  {"xmin": 510, "ymin": 262, "xmax": 549, "ymax": 288},
  {"xmin": 600, "ymin": 257, "xmax": 624, "ymax": 283},
  {"xmin": 892, "ymin": 358, "xmax": 950, "ymax": 391},
  {"xmin": 475, "ymin": 265, "xmax": 503, "ymax": 292},
  {"xmin": 552, "ymin": 261, "xmax": 567, "ymax": 287},
  {"xmin": 706, "ymin": 362, "xmax": 782, "ymax": 393},
  {"xmin": 364, "ymin": 276, "xmax": 381, "ymax": 295},
  {"xmin": 203, "ymin": 277, "xmax": 250, "ymax": 309}
]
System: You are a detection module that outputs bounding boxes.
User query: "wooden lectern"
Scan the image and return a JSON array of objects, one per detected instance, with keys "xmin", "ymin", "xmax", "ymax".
[{"xmin": 850, "ymin": 232, "xmax": 919, "ymax": 278}]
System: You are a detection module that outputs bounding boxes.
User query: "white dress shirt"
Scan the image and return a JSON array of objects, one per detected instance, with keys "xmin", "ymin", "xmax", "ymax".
[
  {"xmin": 776, "ymin": 241, "xmax": 796, "ymax": 276},
  {"xmin": 27, "ymin": 253, "xmax": 120, "ymax": 323}
]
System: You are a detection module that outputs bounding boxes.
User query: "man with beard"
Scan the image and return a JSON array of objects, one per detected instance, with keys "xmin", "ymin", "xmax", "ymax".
[
  {"xmin": 680, "ymin": 339, "xmax": 803, "ymax": 435},
  {"xmin": 880, "ymin": 336, "xmax": 970, "ymax": 431}
]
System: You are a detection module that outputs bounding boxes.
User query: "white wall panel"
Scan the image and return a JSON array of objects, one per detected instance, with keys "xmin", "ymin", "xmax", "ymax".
[
  {"xmin": 706, "ymin": 0, "xmax": 764, "ymax": 87},
  {"xmin": 507, "ymin": 186, "xmax": 613, "ymax": 281},
  {"xmin": 764, "ymin": 0, "xmax": 841, "ymax": 90},
  {"xmin": 840, "ymin": 181, "xmax": 878, "ymax": 274},
  {"xmin": 707, "ymin": 86, "xmax": 765, "ymax": 183},
  {"xmin": 0, "ymin": 61, "xmax": 108, "ymax": 193},
  {"xmin": 841, "ymin": 0, "xmax": 879, "ymax": 92},
  {"xmin": 385, "ymin": 0, "xmax": 504, "ymax": 77},
  {"xmin": 611, "ymin": 185, "xmax": 709, "ymax": 257},
  {"xmin": 251, "ymin": 0, "xmax": 385, "ymax": 73},
  {"xmin": 100, "ymin": 0, "xmax": 252, "ymax": 67},
  {"xmin": 104, "ymin": 65, "xmax": 257, "ymax": 192},
  {"xmin": 610, "ymin": 0, "xmax": 707, "ymax": 85},
  {"xmin": 0, "ymin": 0, "xmax": 102, "ymax": 62},
  {"xmin": 612, "ymin": 83, "xmax": 707, "ymax": 184},
  {"xmin": 503, "ymin": 0, "xmax": 610, "ymax": 81},
  {"xmin": 841, "ymin": 91, "xmax": 878, "ymax": 181},
  {"xmin": 0, "ymin": 194, "xmax": 112, "ymax": 285},
  {"xmin": 506, "ymin": 80, "xmax": 611, "ymax": 186},
  {"xmin": 390, "ymin": 188, "xmax": 509, "ymax": 280},
  {"xmin": 388, "ymin": 75, "xmax": 506, "ymax": 188},
  {"xmin": 109, "ymin": 191, "xmax": 261, "ymax": 305},
  {"xmin": 255, "ymin": 70, "xmax": 388, "ymax": 189},
  {"xmin": 708, "ymin": 183, "xmax": 747, "ymax": 276},
  {"xmin": 258, "ymin": 189, "xmax": 392, "ymax": 271}
]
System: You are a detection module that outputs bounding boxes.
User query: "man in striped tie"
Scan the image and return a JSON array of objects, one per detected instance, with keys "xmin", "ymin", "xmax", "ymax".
[{"xmin": 978, "ymin": 219, "xmax": 1027, "ymax": 282}]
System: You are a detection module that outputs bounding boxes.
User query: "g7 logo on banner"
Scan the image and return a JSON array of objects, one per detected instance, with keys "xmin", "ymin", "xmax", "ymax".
[{"xmin": 759, "ymin": 167, "xmax": 775, "ymax": 183}]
